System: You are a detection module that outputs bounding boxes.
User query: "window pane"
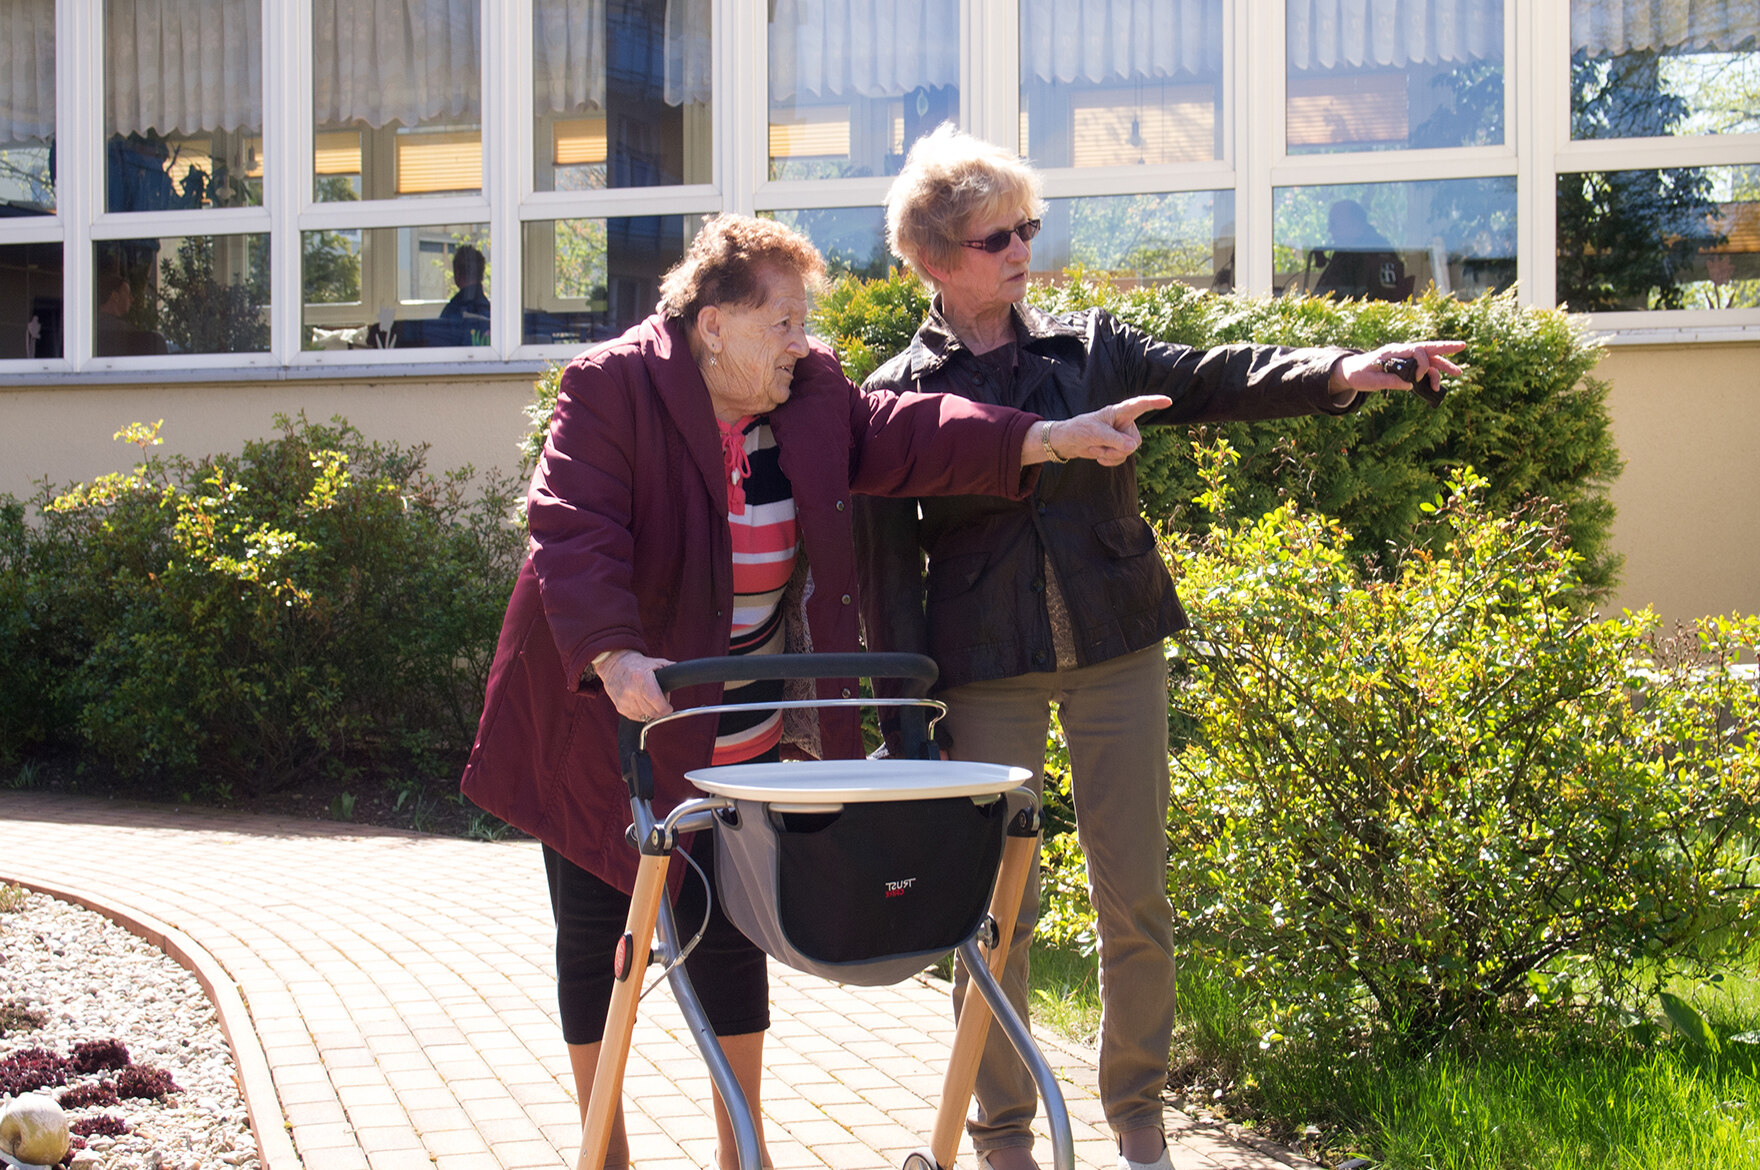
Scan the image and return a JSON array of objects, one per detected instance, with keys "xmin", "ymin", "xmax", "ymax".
[
  {"xmin": 1558, "ymin": 165, "xmax": 1760, "ymax": 311},
  {"xmin": 95, "ymin": 234, "xmax": 270, "ymax": 355},
  {"xmin": 1571, "ymin": 7, "xmax": 1760, "ymax": 139},
  {"xmin": 106, "ymin": 0, "xmax": 264, "ymax": 212},
  {"xmin": 1286, "ymin": 0, "xmax": 1504, "ymax": 153},
  {"xmin": 1021, "ymin": 0, "xmax": 1224, "ymax": 167},
  {"xmin": 768, "ymin": 0, "xmax": 957, "ymax": 181},
  {"xmin": 1275, "ymin": 179, "xmax": 1516, "ymax": 300},
  {"xmin": 0, "ymin": 243, "xmax": 62, "ymax": 358},
  {"xmin": 536, "ymin": 0, "xmax": 711, "ymax": 191},
  {"xmin": 1, "ymin": 0, "xmax": 55, "ymax": 215},
  {"xmin": 314, "ymin": 0, "xmax": 480, "ymax": 202},
  {"xmin": 1032, "ymin": 193, "xmax": 1236, "ymax": 292},
  {"xmin": 766, "ymin": 207, "xmax": 890, "ymax": 279},
  {"xmin": 521, "ymin": 215, "xmax": 699, "ymax": 345},
  {"xmin": 303, "ymin": 224, "xmax": 490, "ymax": 348}
]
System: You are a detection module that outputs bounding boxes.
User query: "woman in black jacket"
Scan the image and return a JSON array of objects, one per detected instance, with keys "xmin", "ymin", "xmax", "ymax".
[{"xmin": 853, "ymin": 124, "xmax": 1462, "ymax": 1170}]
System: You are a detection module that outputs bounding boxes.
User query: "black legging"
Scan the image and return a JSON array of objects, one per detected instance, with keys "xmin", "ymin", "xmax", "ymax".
[{"xmin": 543, "ymin": 828, "xmax": 769, "ymax": 1045}]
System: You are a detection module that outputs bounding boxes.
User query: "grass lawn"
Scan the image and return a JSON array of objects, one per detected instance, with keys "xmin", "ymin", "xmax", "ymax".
[{"xmin": 1025, "ymin": 941, "xmax": 1760, "ymax": 1169}]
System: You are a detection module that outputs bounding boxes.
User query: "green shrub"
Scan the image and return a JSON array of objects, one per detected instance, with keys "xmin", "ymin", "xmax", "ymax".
[
  {"xmin": 811, "ymin": 272, "xmax": 1623, "ymax": 596},
  {"xmin": 3, "ymin": 416, "xmax": 525, "ymax": 795},
  {"xmin": 1153, "ymin": 442, "xmax": 1760, "ymax": 1047}
]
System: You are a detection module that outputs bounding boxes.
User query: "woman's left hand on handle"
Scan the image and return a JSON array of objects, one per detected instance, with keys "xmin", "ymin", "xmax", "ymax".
[{"xmin": 595, "ymin": 648, "xmax": 676, "ymax": 721}]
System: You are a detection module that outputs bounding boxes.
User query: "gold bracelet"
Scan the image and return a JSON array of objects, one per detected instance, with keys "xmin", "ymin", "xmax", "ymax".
[{"xmin": 1041, "ymin": 421, "xmax": 1070, "ymax": 464}]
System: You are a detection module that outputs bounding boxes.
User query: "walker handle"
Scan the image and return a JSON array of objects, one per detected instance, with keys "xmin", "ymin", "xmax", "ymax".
[
  {"xmin": 618, "ymin": 653, "xmax": 942, "ymax": 800},
  {"xmin": 650, "ymin": 652, "xmax": 937, "ymax": 696}
]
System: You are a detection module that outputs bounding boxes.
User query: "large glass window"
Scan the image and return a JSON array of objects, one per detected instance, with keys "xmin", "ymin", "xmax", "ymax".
[
  {"xmin": 0, "ymin": 0, "xmax": 55, "ymax": 216},
  {"xmin": 303, "ymin": 223, "xmax": 490, "ymax": 349},
  {"xmin": 0, "ymin": 243, "xmax": 61, "ymax": 358},
  {"xmin": 768, "ymin": 0, "xmax": 958, "ymax": 181},
  {"xmin": 1021, "ymin": 0, "xmax": 1224, "ymax": 167},
  {"xmin": 95, "ymin": 234, "xmax": 270, "ymax": 356},
  {"xmin": 536, "ymin": 0, "xmax": 711, "ymax": 192},
  {"xmin": 1034, "ymin": 193, "xmax": 1235, "ymax": 292},
  {"xmin": 766, "ymin": 207, "xmax": 890, "ymax": 279},
  {"xmin": 522, "ymin": 215, "xmax": 698, "ymax": 345},
  {"xmin": 106, "ymin": 0, "xmax": 263, "ymax": 213},
  {"xmin": 1558, "ymin": 165, "xmax": 1760, "ymax": 311},
  {"xmin": 313, "ymin": 0, "xmax": 480, "ymax": 202},
  {"xmin": 1286, "ymin": 0, "xmax": 1504, "ymax": 153},
  {"xmin": 1275, "ymin": 179, "xmax": 1516, "ymax": 300},
  {"xmin": 1572, "ymin": 5, "xmax": 1760, "ymax": 140}
]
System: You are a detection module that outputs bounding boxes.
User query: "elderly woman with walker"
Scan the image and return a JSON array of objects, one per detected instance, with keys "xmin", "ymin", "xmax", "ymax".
[
  {"xmin": 853, "ymin": 126, "xmax": 1465, "ymax": 1170},
  {"xmin": 461, "ymin": 213, "xmax": 1170, "ymax": 1170}
]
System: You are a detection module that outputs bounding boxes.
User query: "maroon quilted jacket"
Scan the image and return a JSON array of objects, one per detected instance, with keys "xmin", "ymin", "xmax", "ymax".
[{"xmin": 460, "ymin": 313, "xmax": 1039, "ymax": 893}]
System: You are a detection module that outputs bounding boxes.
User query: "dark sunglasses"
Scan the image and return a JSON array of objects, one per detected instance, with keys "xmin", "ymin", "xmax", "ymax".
[{"xmin": 959, "ymin": 218, "xmax": 1042, "ymax": 253}]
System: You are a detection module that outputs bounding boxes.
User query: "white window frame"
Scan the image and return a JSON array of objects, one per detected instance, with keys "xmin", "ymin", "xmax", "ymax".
[{"xmin": 5, "ymin": 0, "xmax": 1760, "ymax": 380}]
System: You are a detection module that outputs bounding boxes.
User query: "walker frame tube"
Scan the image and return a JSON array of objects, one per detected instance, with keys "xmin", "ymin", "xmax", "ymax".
[{"xmin": 576, "ymin": 653, "xmax": 1068, "ymax": 1170}]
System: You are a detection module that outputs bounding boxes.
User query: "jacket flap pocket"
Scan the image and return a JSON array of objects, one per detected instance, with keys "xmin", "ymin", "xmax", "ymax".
[
  {"xmin": 1094, "ymin": 515, "xmax": 1156, "ymax": 558},
  {"xmin": 927, "ymin": 551, "xmax": 990, "ymax": 601}
]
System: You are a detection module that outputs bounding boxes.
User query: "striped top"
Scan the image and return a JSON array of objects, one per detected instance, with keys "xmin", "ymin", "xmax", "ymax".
[{"xmin": 713, "ymin": 415, "xmax": 798, "ymax": 764}]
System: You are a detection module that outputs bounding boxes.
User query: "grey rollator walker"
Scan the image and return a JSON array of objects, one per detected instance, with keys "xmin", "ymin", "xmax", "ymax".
[{"xmin": 576, "ymin": 652, "xmax": 1074, "ymax": 1170}]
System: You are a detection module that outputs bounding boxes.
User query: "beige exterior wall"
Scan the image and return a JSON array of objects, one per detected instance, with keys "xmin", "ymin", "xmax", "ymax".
[
  {"xmin": 1598, "ymin": 340, "xmax": 1760, "ymax": 627},
  {"xmin": 0, "ymin": 371, "xmax": 540, "ymax": 503},
  {"xmin": 4, "ymin": 340, "xmax": 1758, "ymax": 628}
]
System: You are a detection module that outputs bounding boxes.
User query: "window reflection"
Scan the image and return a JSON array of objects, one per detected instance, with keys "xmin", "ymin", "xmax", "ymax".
[
  {"xmin": 1558, "ymin": 165, "xmax": 1760, "ymax": 311},
  {"xmin": 1021, "ymin": 0, "xmax": 1224, "ymax": 167},
  {"xmin": 0, "ymin": 0, "xmax": 55, "ymax": 216},
  {"xmin": 534, "ymin": 0, "xmax": 712, "ymax": 191},
  {"xmin": 1033, "ymin": 193, "xmax": 1235, "ymax": 292},
  {"xmin": 0, "ymin": 243, "xmax": 61, "ymax": 359},
  {"xmin": 1286, "ymin": 0, "xmax": 1503, "ymax": 153},
  {"xmin": 766, "ymin": 208, "xmax": 890, "ymax": 280},
  {"xmin": 95, "ymin": 234, "xmax": 270, "ymax": 356},
  {"xmin": 1571, "ymin": 5, "xmax": 1760, "ymax": 140},
  {"xmin": 313, "ymin": 0, "xmax": 480, "ymax": 202},
  {"xmin": 522, "ymin": 216, "xmax": 700, "ymax": 345},
  {"xmin": 302, "ymin": 225, "xmax": 490, "ymax": 349},
  {"xmin": 105, "ymin": 0, "xmax": 264, "ymax": 212},
  {"xmin": 768, "ymin": 0, "xmax": 957, "ymax": 181},
  {"xmin": 1275, "ymin": 179, "xmax": 1516, "ymax": 301}
]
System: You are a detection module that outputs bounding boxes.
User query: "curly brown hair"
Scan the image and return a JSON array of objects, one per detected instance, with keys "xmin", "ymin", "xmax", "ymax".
[{"xmin": 658, "ymin": 214, "xmax": 828, "ymax": 325}]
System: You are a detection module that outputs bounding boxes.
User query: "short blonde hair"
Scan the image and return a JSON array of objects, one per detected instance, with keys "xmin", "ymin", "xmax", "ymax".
[
  {"xmin": 658, "ymin": 214, "xmax": 828, "ymax": 325},
  {"xmin": 885, "ymin": 124, "xmax": 1045, "ymax": 291}
]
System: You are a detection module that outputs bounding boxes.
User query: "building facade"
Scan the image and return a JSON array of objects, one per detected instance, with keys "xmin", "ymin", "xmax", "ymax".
[{"xmin": 2, "ymin": 0, "xmax": 1757, "ymax": 621}]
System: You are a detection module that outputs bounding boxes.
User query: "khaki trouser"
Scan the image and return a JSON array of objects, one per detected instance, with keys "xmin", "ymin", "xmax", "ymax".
[{"xmin": 942, "ymin": 644, "xmax": 1176, "ymax": 1155}]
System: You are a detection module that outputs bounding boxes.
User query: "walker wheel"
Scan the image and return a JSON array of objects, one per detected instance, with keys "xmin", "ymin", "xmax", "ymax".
[{"xmin": 900, "ymin": 1150, "xmax": 938, "ymax": 1170}]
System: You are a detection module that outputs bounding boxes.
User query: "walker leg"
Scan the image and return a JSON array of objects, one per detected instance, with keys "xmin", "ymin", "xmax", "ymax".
[
  {"xmin": 659, "ymin": 896, "xmax": 764, "ymax": 1170},
  {"xmin": 929, "ymin": 830, "xmax": 1036, "ymax": 1170},
  {"xmin": 965, "ymin": 941, "xmax": 1074, "ymax": 1170},
  {"xmin": 576, "ymin": 851, "xmax": 670, "ymax": 1170}
]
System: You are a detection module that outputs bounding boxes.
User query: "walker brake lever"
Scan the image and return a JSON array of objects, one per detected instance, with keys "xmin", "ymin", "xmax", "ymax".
[{"xmin": 1380, "ymin": 355, "xmax": 1445, "ymax": 408}]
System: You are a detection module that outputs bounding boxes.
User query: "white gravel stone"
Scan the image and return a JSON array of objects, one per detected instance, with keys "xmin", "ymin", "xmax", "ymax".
[{"xmin": 0, "ymin": 891, "xmax": 259, "ymax": 1170}]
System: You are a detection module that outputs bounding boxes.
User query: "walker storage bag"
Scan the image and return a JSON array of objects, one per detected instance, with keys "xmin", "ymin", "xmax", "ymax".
[{"xmin": 712, "ymin": 793, "xmax": 1010, "ymax": 985}]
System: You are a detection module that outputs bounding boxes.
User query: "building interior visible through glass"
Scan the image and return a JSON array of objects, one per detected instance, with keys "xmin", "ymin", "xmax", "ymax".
[
  {"xmin": 520, "ymin": 0, "xmax": 712, "ymax": 345},
  {"xmin": 1275, "ymin": 178, "xmax": 1517, "ymax": 302},
  {"xmin": 767, "ymin": 0, "xmax": 957, "ymax": 181},
  {"xmin": 94, "ymin": 234, "xmax": 271, "ymax": 357},
  {"xmin": 106, "ymin": 0, "xmax": 266, "ymax": 213}
]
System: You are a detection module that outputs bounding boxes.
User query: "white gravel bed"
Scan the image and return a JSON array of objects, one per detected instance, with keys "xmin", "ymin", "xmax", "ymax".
[{"xmin": 0, "ymin": 889, "xmax": 259, "ymax": 1170}]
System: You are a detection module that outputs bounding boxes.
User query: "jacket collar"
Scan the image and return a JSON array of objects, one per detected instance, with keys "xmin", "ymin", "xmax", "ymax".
[
  {"xmin": 641, "ymin": 313, "xmax": 729, "ymax": 516},
  {"xmin": 905, "ymin": 295, "xmax": 1084, "ymax": 379}
]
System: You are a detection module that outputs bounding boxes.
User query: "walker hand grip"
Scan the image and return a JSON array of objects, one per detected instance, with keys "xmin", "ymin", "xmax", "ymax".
[
  {"xmin": 651, "ymin": 652, "xmax": 937, "ymax": 697},
  {"xmin": 617, "ymin": 653, "xmax": 942, "ymax": 798}
]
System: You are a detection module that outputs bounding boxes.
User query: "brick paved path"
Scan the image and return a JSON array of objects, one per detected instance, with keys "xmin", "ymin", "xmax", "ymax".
[{"xmin": 0, "ymin": 791, "xmax": 1302, "ymax": 1170}]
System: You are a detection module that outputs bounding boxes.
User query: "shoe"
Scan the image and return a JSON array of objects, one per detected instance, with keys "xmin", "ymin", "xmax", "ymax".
[{"xmin": 1117, "ymin": 1140, "xmax": 1172, "ymax": 1170}]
